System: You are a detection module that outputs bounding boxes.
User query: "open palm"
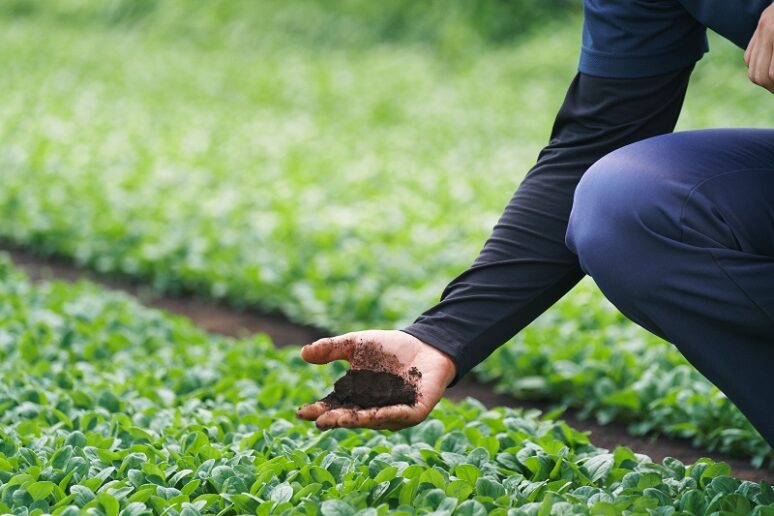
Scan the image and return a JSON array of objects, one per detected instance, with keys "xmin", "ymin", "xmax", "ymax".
[{"xmin": 296, "ymin": 329, "xmax": 457, "ymax": 430}]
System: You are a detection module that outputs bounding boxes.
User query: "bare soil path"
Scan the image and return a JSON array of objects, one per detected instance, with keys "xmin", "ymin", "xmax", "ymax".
[
  {"xmin": 3, "ymin": 244, "xmax": 772, "ymax": 482},
  {"xmin": 2, "ymin": 245, "xmax": 326, "ymax": 347}
]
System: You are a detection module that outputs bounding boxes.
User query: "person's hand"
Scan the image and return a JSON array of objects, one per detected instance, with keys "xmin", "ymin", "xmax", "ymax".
[
  {"xmin": 745, "ymin": 2, "xmax": 774, "ymax": 93},
  {"xmin": 296, "ymin": 329, "xmax": 457, "ymax": 430}
]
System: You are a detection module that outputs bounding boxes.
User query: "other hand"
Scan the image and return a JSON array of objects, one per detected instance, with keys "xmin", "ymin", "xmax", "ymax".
[
  {"xmin": 296, "ymin": 329, "xmax": 457, "ymax": 430},
  {"xmin": 745, "ymin": 2, "xmax": 774, "ymax": 93}
]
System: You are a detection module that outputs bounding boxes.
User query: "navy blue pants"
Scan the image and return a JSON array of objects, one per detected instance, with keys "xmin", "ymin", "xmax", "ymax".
[{"xmin": 566, "ymin": 128, "xmax": 774, "ymax": 444}]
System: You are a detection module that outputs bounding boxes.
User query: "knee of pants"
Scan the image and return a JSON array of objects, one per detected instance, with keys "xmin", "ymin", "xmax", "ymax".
[{"xmin": 565, "ymin": 142, "xmax": 683, "ymax": 299}]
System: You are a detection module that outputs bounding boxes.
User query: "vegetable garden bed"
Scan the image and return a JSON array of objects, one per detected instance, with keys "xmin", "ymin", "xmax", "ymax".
[
  {"xmin": 2, "ymin": 256, "xmax": 774, "ymax": 514},
  {"xmin": 3, "ymin": 247, "xmax": 773, "ymax": 486},
  {"xmin": 2, "ymin": 0, "xmax": 774, "ymax": 495}
]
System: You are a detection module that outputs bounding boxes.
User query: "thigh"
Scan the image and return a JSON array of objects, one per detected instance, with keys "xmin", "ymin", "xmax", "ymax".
[
  {"xmin": 570, "ymin": 129, "xmax": 774, "ymax": 444},
  {"xmin": 642, "ymin": 129, "xmax": 774, "ymax": 325},
  {"xmin": 585, "ymin": 128, "xmax": 774, "ymax": 254},
  {"xmin": 664, "ymin": 129, "xmax": 774, "ymax": 256}
]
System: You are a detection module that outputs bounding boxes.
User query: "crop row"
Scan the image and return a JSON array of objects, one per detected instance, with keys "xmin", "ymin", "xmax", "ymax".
[
  {"xmin": 1, "ymin": 2, "xmax": 773, "ymax": 469},
  {"xmin": 0, "ymin": 256, "xmax": 773, "ymax": 515},
  {"xmin": 473, "ymin": 279, "xmax": 772, "ymax": 466}
]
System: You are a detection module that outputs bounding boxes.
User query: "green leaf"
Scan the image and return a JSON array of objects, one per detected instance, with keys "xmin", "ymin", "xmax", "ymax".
[
  {"xmin": 455, "ymin": 464, "xmax": 480, "ymax": 484},
  {"xmin": 412, "ymin": 420, "xmax": 444, "ymax": 446},
  {"xmin": 292, "ymin": 483, "xmax": 321, "ymax": 502},
  {"xmin": 320, "ymin": 499, "xmax": 356, "ymax": 516},
  {"xmin": 310, "ymin": 466, "xmax": 336, "ymax": 487},
  {"xmin": 57, "ymin": 506, "xmax": 81, "ymax": 516},
  {"xmin": 181, "ymin": 479, "xmax": 201, "ymax": 497},
  {"xmin": 705, "ymin": 475, "xmax": 739, "ymax": 497},
  {"xmin": 373, "ymin": 466, "xmax": 397, "ymax": 484},
  {"xmin": 753, "ymin": 506, "xmax": 774, "ymax": 516},
  {"xmin": 636, "ymin": 472, "xmax": 663, "ymax": 490},
  {"xmin": 708, "ymin": 493, "xmax": 752, "ymax": 514},
  {"xmin": 643, "ymin": 487, "xmax": 671, "ymax": 507},
  {"xmin": 613, "ymin": 447, "xmax": 638, "ymax": 469},
  {"xmin": 590, "ymin": 501, "xmax": 620, "ymax": 516},
  {"xmin": 757, "ymin": 481, "xmax": 774, "ymax": 505},
  {"xmin": 96, "ymin": 493, "xmax": 120, "ymax": 516},
  {"xmin": 454, "ymin": 499, "xmax": 488, "ymax": 516},
  {"xmin": 700, "ymin": 462, "xmax": 732, "ymax": 487},
  {"xmin": 602, "ymin": 390, "xmax": 641, "ymax": 412},
  {"xmin": 419, "ymin": 469, "xmax": 446, "ymax": 490},
  {"xmin": 70, "ymin": 485, "xmax": 95, "ymax": 507},
  {"xmin": 182, "ymin": 432, "xmax": 209, "ymax": 455},
  {"xmin": 269, "ymin": 483, "xmax": 293, "ymax": 504},
  {"xmin": 475, "ymin": 477, "xmax": 505, "ymax": 499},
  {"xmin": 399, "ymin": 476, "xmax": 421, "ymax": 506},
  {"xmin": 583, "ymin": 454, "xmax": 614, "ymax": 484},
  {"xmin": 51, "ymin": 447, "xmax": 74, "ymax": 471},
  {"xmin": 439, "ymin": 432, "xmax": 468, "ymax": 454},
  {"xmin": 416, "ymin": 488, "xmax": 446, "ymax": 509},
  {"xmin": 447, "ymin": 479, "xmax": 473, "ymax": 500},
  {"xmin": 27, "ymin": 481, "xmax": 56, "ymax": 501},
  {"xmin": 97, "ymin": 391, "xmax": 121, "ymax": 412}
]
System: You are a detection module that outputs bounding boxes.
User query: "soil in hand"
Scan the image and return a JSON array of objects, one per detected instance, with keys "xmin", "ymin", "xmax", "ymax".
[
  {"xmin": 322, "ymin": 369, "xmax": 417, "ymax": 409},
  {"xmin": 319, "ymin": 338, "xmax": 422, "ymax": 409}
]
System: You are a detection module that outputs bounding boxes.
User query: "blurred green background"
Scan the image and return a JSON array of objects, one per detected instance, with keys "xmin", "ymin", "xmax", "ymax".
[{"xmin": 1, "ymin": 0, "xmax": 769, "ymax": 330}]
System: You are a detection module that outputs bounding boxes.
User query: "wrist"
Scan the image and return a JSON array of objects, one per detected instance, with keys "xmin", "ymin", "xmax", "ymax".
[
  {"xmin": 440, "ymin": 352, "xmax": 459, "ymax": 387},
  {"xmin": 399, "ymin": 328, "xmax": 460, "ymax": 387},
  {"xmin": 425, "ymin": 342, "xmax": 459, "ymax": 387}
]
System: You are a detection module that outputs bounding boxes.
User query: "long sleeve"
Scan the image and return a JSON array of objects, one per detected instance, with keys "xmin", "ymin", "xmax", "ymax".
[
  {"xmin": 578, "ymin": 0, "xmax": 771, "ymax": 79},
  {"xmin": 677, "ymin": 0, "xmax": 771, "ymax": 49},
  {"xmin": 401, "ymin": 67, "xmax": 694, "ymax": 386}
]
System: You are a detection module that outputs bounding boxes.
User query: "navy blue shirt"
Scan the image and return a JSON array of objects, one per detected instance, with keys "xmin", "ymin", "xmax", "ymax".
[{"xmin": 580, "ymin": 0, "xmax": 772, "ymax": 77}]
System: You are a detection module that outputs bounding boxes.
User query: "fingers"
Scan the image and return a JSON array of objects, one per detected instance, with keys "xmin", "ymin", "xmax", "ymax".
[
  {"xmin": 300, "ymin": 334, "xmax": 358, "ymax": 364},
  {"xmin": 314, "ymin": 404, "xmax": 425, "ymax": 431},
  {"xmin": 751, "ymin": 39, "xmax": 774, "ymax": 92},
  {"xmin": 296, "ymin": 399, "xmax": 427, "ymax": 430},
  {"xmin": 770, "ymin": 57, "xmax": 774, "ymax": 92},
  {"xmin": 296, "ymin": 401, "xmax": 329, "ymax": 421},
  {"xmin": 765, "ymin": 42, "xmax": 774, "ymax": 93},
  {"xmin": 745, "ymin": 31, "xmax": 756, "ymax": 66},
  {"xmin": 746, "ymin": 5, "xmax": 774, "ymax": 93}
]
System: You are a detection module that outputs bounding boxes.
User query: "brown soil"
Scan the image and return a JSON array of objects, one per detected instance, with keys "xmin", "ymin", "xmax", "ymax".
[
  {"xmin": 0, "ymin": 245, "xmax": 325, "ymax": 346},
  {"xmin": 350, "ymin": 338, "xmax": 404, "ymax": 372},
  {"xmin": 2, "ymin": 243, "xmax": 773, "ymax": 482},
  {"xmin": 321, "ymin": 339, "xmax": 422, "ymax": 409},
  {"xmin": 322, "ymin": 370, "xmax": 417, "ymax": 409}
]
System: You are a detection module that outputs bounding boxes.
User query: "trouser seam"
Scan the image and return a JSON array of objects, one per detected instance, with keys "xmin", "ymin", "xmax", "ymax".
[
  {"xmin": 708, "ymin": 249, "xmax": 774, "ymax": 331},
  {"xmin": 677, "ymin": 166, "xmax": 774, "ymax": 331},
  {"xmin": 678, "ymin": 167, "xmax": 772, "ymax": 244}
]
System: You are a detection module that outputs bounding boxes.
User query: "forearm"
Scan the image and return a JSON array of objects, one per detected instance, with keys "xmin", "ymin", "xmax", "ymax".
[{"xmin": 402, "ymin": 67, "xmax": 694, "ymax": 385}]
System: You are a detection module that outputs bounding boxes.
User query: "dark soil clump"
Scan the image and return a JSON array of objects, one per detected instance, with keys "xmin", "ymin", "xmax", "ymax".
[{"xmin": 322, "ymin": 369, "xmax": 417, "ymax": 409}]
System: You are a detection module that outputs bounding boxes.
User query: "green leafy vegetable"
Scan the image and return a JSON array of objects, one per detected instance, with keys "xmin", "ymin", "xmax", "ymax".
[{"xmin": 0, "ymin": 259, "xmax": 769, "ymax": 512}]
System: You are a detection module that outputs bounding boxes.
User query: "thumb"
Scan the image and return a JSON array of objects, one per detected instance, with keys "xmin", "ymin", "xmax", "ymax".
[{"xmin": 300, "ymin": 334, "xmax": 358, "ymax": 364}]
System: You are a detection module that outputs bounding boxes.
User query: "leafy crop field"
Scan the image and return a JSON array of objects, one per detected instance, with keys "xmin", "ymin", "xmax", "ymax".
[
  {"xmin": 2, "ymin": 257, "xmax": 774, "ymax": 515},
  {"xmin": 474, "ymin": 281, "xmax": 773, "ymax": 466},
  {"xmin": 1, "ymin": 0, "xmax": 773, "ymax": 472}
]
